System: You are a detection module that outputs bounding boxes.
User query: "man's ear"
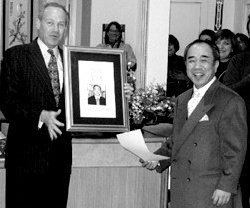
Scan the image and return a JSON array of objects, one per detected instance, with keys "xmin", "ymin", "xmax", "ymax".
[
  {"xmin": 214, "ymin": 60, "xmax": 219, "ymax": 73},
  {"xmin": 36, "ymin": 18, "xmax": 41, "ymax": 30}
]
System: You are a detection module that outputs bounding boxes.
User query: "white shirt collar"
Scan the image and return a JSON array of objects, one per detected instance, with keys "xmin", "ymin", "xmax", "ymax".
[
  {"xmin": 37, "ymin": 38, "xmax": 59, "ymax": 58},
  {"xmin": 193, "ymin": 76, "xmax": 216, "ymax": 98}
]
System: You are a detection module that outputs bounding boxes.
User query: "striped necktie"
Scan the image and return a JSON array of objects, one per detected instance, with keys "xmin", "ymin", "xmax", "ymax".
[{"xmin": 47, "ymin": 49, "xmax": 60, "ymax": 107}]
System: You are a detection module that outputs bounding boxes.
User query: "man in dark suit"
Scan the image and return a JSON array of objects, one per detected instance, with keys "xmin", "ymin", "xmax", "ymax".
[
  {"xmin": 141, "ymin": 39, "xmax": 247, "ymax": 208},
  {"xmin": 88, "ymin": 84, "xmax": 106, "ymax": 105},
  {"xmin": 0, "ymin": 3, "xmax": 71, "ymax": 208}
]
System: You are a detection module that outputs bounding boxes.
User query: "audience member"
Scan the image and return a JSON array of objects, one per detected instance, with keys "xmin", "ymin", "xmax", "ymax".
[
  {"xmin": 198, "ymin": 29, "xmax": 215, "ymax": 41},
  {"xmin": 223, "ymin": 50, "xmax": 250, "ymax": 208},
  {"xmin": 141, "ymin": 39, "xmax": 247, "ymax": 208},
  {"xmin": 96, "ymin": 21, "xmax": 137, "ymax": 71},
  {"xmin": 235, "ymin": 33, "xmax": 249, "ymax": 52},
  {"xmin": 214, "ymin": 29, "xmax": 237, "ymax": 82},
  {"xmin": 166, "ymin": 34, "xmax": 191, "ymax": 97}
]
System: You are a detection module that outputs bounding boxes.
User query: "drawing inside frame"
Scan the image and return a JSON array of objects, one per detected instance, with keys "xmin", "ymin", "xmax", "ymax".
[
  {"xmin": 3, "ymin": 0, "xmax": 33, "ymax": 50},
  {"xmin": 63, "ymin": 46, "xmax": 130, "ymax": 133}
]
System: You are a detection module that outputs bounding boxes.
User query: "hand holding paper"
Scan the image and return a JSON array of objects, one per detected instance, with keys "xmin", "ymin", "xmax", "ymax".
[{"xmin": 116, "ymin": 129, "xmax": 169, "ymax": 161}]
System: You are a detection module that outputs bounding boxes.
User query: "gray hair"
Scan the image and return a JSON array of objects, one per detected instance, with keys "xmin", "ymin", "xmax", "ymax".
[{"xmin": 38, "ymin": 2, "xmax": 69, "ymax": 26}]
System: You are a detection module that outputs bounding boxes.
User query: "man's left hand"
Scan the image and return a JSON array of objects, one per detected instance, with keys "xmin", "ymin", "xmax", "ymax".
[{"xmin": 212, "ymin": 189, "xmax": 231, "ymax": 206}]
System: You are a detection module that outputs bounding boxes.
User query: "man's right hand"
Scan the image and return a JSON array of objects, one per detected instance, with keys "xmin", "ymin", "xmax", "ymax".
[
  {"xmin": 40, "ymin": 109, "xmax": 64, "ymax": 140},
  {"xmin": 139, "ymin": 158, "xmax": 159, "ymax": 170}
]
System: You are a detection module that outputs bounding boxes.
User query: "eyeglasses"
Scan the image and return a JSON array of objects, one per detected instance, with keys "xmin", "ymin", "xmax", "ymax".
[{"xmin": 108, "ymin": 30, "xmax": 120, "ymax": 34}]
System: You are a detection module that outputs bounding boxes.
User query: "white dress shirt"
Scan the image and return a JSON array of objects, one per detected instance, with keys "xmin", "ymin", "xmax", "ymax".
[
  {"xmin": 188, "ymin": 77, "xmax": 216, "ymax": 117},
  {"xmin": 37, "ymin": 38, "xmax": 63, "ymax": 91},
  {"xmin": 37, "ymin": 38, "xmax": 64, "ymax": 128}
]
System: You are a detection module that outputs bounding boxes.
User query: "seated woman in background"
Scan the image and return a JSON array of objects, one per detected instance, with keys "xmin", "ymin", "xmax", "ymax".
[
  {"xmin": 166, "ymin": 34, "xmax": 191, "ymax": 97},
  {"xmin": 214, "ymin": 29, "xmax": 237, "ymax": 82},
  {"xmin": 235, "ymin": 33, "xmax": 249, "ymax": 52},
  {"xmin": 199, "ymin": 29, "xmax": 215, "ymax": 42},
  {"xmin": 96, "ymin": 21, "xmax": 137, "ymax": 71}
]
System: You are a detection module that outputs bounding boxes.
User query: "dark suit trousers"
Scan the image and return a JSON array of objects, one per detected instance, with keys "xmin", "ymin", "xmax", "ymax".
[
  {"xmin": 6, "ymin": 168, "xmax": 71, "ymax": 208},
  {"xmin": 240, "ymin": 148, "xmax": 250, "ymax": 208}
]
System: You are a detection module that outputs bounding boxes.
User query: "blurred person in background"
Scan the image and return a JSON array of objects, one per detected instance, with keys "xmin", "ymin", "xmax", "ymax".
[
  {"xmin": 166, "ymin": 34, "xmax": 191, "ymax": 97},
  {"xmin": 199, "ymin": 29, "xmax": 215, "ymax": 42},
  {"xmin": 214, "ymin": 29, "xmax": 237, "ymax": 82},
  {"xmin": 235, "ymin": 33, "xmax": 249, "ymax": 53}
]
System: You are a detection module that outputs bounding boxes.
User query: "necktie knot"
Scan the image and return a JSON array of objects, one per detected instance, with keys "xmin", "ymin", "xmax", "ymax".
[{"xmin": 48, "ymin": 49, "xmax": 55, "ymax": 57}]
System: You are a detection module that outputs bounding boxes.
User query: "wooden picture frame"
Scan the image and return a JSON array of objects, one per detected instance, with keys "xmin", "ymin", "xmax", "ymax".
[
  {"xmin": 3, "ymin": 0, "xmax": 33, "ymax": 50},
  {"xmin": 63, "ymin": 46, "xmax": 129, "ymax": 132}
]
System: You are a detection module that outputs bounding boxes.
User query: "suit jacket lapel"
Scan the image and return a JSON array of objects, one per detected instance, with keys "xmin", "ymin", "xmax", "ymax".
[
  {"xmin": 173, "ymin": 80, "xmax": 219, "ymax": 157},
  {"xmin": 29, "ymin": 39, "xmax": 54, "ymax": 95},
  {"xmin": 175, "ymin": 90, "xmax": 192, "ymax": 132}
]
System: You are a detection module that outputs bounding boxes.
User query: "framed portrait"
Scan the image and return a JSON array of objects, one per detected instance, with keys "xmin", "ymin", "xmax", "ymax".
[
  {"xmin": 3, "ymin": 0, "xmax": 33, "ymax": 50},
  {"xmin": 63, "ymin": 46, "xmax": 130, "ymax": 132}
]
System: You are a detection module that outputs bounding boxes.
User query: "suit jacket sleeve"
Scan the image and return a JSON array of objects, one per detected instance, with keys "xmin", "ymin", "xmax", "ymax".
[
  {"xmin": 216, "ymin": 95, "xmax": 247, "ymax": 194},
  {"xmin": 0, "ymin": 47, "xmax": 42, "ymax": 134},
  {"xmin": 154, "ymin": 137, "xmax": 172, "ymax": 173}
]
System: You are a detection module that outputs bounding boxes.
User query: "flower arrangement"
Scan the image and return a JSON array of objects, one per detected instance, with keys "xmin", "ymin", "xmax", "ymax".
[{"xmin": 129, "ymin": 83, "xmax": 176, "ymax": 128}]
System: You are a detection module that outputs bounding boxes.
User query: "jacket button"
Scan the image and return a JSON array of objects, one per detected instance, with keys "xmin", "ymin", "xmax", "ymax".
[
  {"xmin": 186, "ymin": 178, "xmax": 191, "ymax": 182},
  {"xmin": 194, "ymin": 142, "xmax": 197, "ymax": 147}
]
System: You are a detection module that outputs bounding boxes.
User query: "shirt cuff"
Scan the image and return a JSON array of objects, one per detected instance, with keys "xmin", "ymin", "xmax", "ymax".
[{"xmin": 38, "ymin": 114, "xmax": 43, "ymax": 129}]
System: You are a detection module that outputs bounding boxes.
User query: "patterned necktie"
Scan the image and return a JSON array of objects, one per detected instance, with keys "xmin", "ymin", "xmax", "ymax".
[
  {"xmin": 47, "ymin": 49, "xmax": 60, "ymax": 107},
  {"xmin": 187, "ymin": 91, "xmax": 201, "ymax": 117}
]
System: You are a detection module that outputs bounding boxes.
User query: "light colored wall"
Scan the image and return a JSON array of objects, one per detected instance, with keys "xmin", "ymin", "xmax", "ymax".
[
  {"xmin": 233, "ymin": 0, "xmax": 250, "ymax": 35},
  {"xmin": 145, "ymin": 0, "xmax": 170, "ymax": 85},
  {"xmin": 223, "ymin": 0, "xmax": 236, "ymax": 32}
]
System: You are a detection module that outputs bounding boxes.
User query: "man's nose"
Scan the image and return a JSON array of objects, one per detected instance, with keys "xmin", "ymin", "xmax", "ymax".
[
  {"xmin": 194, "ymin": 60, "xmax": 201, "ymax": 68},
  {"xmin": 53, "ymin": 24, "xmax": 59, "ymax": 32},
  {"xmin": 217, "ymin": 43, "xmax": 223, "ymax": 49}
]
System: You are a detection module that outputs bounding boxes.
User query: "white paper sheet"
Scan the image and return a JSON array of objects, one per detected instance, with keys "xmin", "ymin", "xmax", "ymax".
[{"xmin": 116, "ymin": 129, "xmax": 169, "ymax": 161}]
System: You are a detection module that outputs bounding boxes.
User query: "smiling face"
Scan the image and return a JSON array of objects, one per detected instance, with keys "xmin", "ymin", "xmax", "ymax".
[
  {"xmin": 36, "ymin": 6, "xmax": 68, "ymax": 48},
  {"xmin": 186, "ymin": 42, "xmax": 219, "ymax": 89},
  {"xmin": 107, "ymin": 25, "xmax": 121, "ymax": 44},
  {"xmin": 215, "ymin": 38, "xmax": 233, "ymax": 62}
]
